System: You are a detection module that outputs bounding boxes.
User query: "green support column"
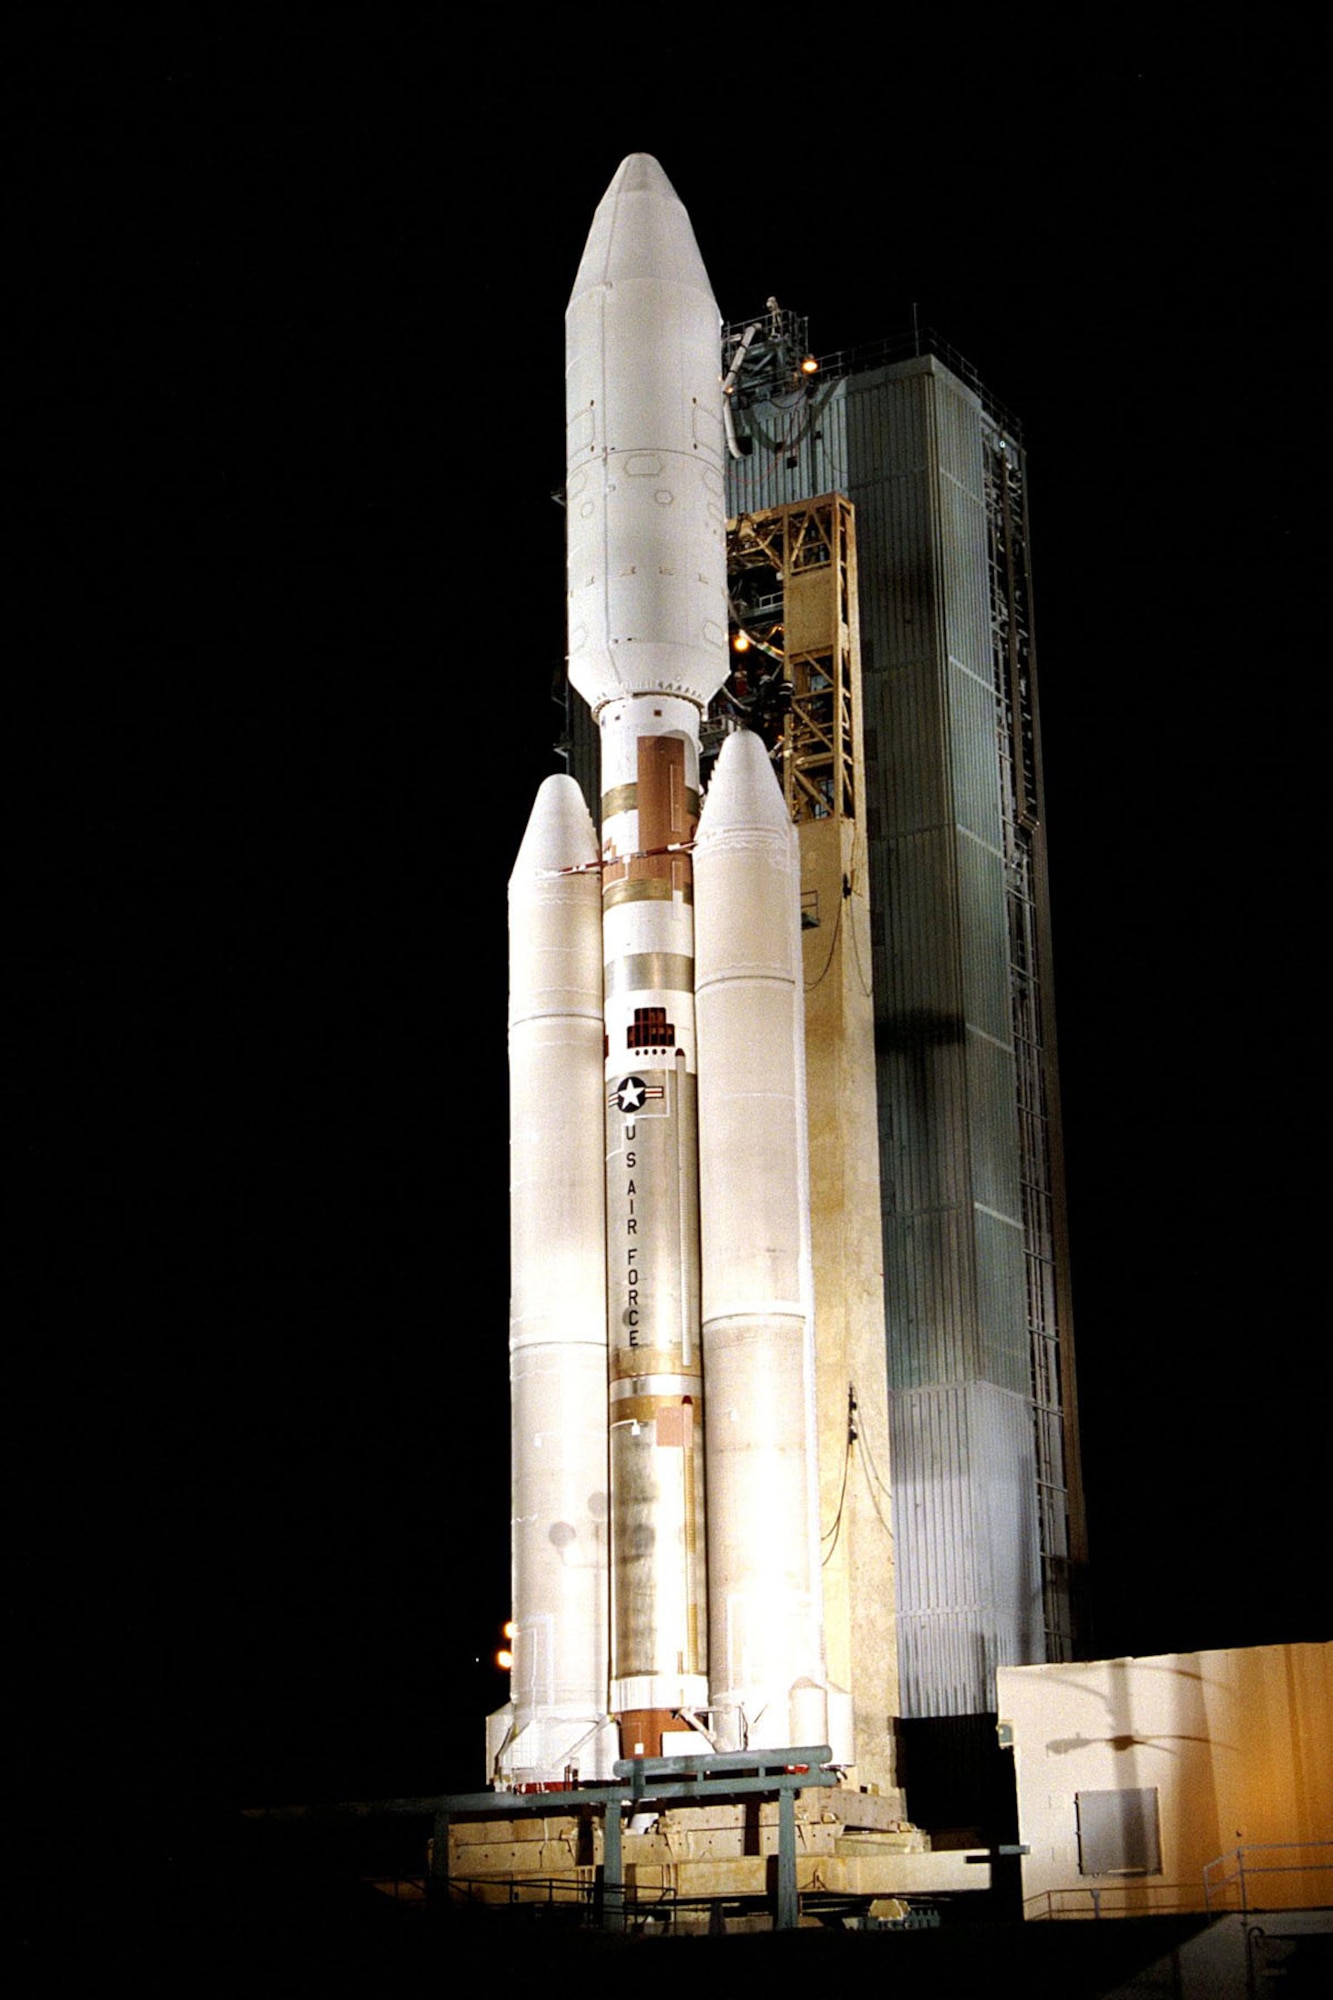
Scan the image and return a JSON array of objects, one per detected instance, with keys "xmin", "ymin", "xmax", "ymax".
[
  {"xmin": 603, "ymin": 1798, "xmax": 624, "ymax": 1931},
  {"xmin": 777, "ymin": 1787, "xmax": 797, "ymax": 1930}
]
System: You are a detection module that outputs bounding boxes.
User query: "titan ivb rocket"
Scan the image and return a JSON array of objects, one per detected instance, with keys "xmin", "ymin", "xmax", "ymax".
[{"xmin": 496, "ymin": 157, "xmax": 828, "ymax": 1785}]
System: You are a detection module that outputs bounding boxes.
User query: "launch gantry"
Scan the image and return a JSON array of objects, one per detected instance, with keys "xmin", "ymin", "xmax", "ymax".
[{"xmin": 722, "ymin": 494, "xmax": 858, "ymax": 827}]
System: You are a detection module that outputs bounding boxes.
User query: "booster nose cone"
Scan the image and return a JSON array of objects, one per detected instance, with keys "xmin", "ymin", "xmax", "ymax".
[
  {"xmin": 696, "ymin": 729, "xmax": 792, "ymax": 842},
  {"xmin": 511, "ymin": 773, "xmax": 599, "ymax": 885}
]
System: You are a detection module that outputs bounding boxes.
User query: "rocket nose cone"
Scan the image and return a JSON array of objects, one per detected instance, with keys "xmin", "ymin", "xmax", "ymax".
[
  {"xmin": 512, "ymin": 774, "xmax": 599, "ymax": 882},
  {"xmin": 697, "ymin": 730, "xmax": 792, "ymax": 838},
  {"xmin": 570, "ymin": 152, "xmax": 714, "ymax": 305},
  {"xmin": 607, "ymin": 153, "xmax": 678, "ymax": 201}
]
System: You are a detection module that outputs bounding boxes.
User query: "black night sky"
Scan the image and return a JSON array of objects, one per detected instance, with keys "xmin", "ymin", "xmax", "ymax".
[{"xmin": 19, "ymin": 16, "xmax": 1325, "ymax": 1860}]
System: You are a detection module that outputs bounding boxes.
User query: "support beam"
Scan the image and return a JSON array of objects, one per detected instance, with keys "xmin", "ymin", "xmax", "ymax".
[
  {"xmin": 602, "ymin": 1798, "xmax": 623, "ymax": 1932},
  {"xmin": 776, "ymin": 1785, "xmax": 797, "ymax": 1930}
]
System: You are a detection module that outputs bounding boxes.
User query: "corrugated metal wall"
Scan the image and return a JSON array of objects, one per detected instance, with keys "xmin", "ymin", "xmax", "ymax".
[
  {"xmin": 728, "ymin": 354, "xmax": 1045, "ymax": 1716},
  {"xmin": 892, "ymin": 1381, "xmax": 1041, "ymax": 1714}
]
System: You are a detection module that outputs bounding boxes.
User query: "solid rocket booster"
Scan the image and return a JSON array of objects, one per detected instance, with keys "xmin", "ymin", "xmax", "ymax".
[
  {"xmin": 505, "ymin": 777, "xmax": 617, "ymax": 1783},
  {"xmin": 566, "ymin": 154, "xmax": 729, "ymax": 1756},
  {"xmin": 503, "ymin": 155, "xmax": 827, "ymax": 1781},
  {"xmin": 695, "ymin": 732, "xmax": 826, "ymax": 1749}
]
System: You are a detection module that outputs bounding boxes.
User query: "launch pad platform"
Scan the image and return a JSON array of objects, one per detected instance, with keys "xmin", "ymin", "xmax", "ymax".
[{"xmin": 435, "ymin": 1747, "xmax": 988, "ymax": 1931}]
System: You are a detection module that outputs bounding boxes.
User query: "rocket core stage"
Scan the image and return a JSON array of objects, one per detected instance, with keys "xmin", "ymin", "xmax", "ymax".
[{"xmin": 497, "ymin": 157, "xmax": 829, "ymax": 1786}]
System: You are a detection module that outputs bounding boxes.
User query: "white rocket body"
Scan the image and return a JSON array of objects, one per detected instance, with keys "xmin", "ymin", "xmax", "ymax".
[
  {"xmin": 567, "ymin": 153, "xmax": 727, "ymax": 1755},
  {"xmin": 501, "ymin": 156, "xmax": 828, "ymax": 1781}
]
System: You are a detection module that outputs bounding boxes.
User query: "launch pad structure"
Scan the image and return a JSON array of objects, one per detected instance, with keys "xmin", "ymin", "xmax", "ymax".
[
  {"xmin": 441, "ymin": 1745, "xmax": 985, "ymax": 1930},
  {"xmin": 723, "ymin": 327, "xmax": 1085, "ymax": 1724}
]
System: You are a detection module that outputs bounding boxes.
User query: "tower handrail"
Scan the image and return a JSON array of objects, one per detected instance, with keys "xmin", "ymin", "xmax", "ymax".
[{"xmin": 1203, "ymin": 1840, "xmax": 1333, "ymax": 1917}]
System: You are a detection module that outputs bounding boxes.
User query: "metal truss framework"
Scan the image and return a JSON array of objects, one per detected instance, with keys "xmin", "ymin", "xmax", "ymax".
[{"xmin": 723, "ymin": 495, "xmax": 858, "ymax": 826}]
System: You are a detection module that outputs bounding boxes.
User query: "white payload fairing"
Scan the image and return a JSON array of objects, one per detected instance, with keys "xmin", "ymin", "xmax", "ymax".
[{"xmin": 498, "ymin": 157, "xmax": 830, "ymax": 1785}]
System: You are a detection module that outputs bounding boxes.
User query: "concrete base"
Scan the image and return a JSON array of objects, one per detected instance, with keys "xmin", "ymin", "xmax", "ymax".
[{"xmin": 447, "ymin": 1784, "xmax": 988, "ymax": 1912}]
